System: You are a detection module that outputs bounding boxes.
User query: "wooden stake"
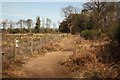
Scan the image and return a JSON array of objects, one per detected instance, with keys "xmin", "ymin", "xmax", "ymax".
[
  {"xmin": 14, "ymin": 39, "xmax": 16, "ymax": 61},
  {"xmin": 31, "ymin": 35, "xmax": 33, "ymax": 55}
]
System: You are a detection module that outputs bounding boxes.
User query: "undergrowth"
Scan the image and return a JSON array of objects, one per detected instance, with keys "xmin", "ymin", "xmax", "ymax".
[{"xmin": 61, "ymin": 36, "xmax": 120, "ymax": 78}]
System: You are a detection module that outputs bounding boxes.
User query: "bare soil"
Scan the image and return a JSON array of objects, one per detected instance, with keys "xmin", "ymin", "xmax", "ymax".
[{"xmin": 24, "ymin": 35, "xmax": 75, "ymax": 78}]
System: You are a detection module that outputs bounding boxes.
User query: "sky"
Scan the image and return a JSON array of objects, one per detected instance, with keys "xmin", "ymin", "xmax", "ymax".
[
  {"xmin": 1, "ymin": 0, "xmax": 88, "ymax": 2},
  {"xmin": 1, "ymin": 2, "xmax": 84, "ymax": 28}
]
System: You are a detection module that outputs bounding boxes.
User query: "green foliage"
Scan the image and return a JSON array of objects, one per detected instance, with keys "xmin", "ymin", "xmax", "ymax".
[
  {"xmin": 12, "ymin": 28, "xmax": 20, "ymax": 34},
  {"xmin": 81, "ymin": 30, "xmax": 100, "ymax": 39},
  {"xmin": 59, "ymin": 21, "xmax": 70, "ymax": 33},
  {"xmin": 22, "ymin": 28, "xmax": 29, "ymax": 33},
  {"xmin": 9, "ymin": 28, "xmax": 29, "ymax": 34},
  {"xmin": 59, "ymin": 12, "xmax": 94, "ymax": 34},
  {"xmin": 108, "ymin": 26, "xmax": 120, "ymax": 43}
]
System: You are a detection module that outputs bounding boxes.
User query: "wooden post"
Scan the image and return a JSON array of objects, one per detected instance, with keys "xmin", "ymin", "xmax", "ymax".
[
  {"xmin": 0, "ymin": 52, "xmax": 4, "ymax": 79},
  {"xmin": 14, "ymin": 39, "xmax": 18, "ymax": 61},
  {"xmin": 45, "ymin": 34, "xmax": 47, "ymax": 46},
  {"xmin": 14, "ymin": 39, "xmax": 16, "ymax": 61},
  {"xmin": 31, "ymin": 35, "xmax": 33, "ymax": 55}
]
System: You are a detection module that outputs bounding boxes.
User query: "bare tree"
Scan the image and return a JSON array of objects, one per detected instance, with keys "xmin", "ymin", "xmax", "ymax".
[
  {"xmin": 41, "ymin": 18, "xmax": 45, "ymax": 33},
  {"xmin": 26, "ymin": 19, "xmax": 32, "ymax": 34},
  {"xmin": 17, "ymin": 19, "xmax": 26, "ymax": 33},
  {"xmin": 46, "ymin": 18, "xmax": 52, "ymax": 29},
  {"xmin": 62, "ymin": 5, "xmax": 79, "ymax": 34},
  {"xmin": 42, "ymin": 18, "xmax": 45, "ymax": 28},
  {"xmin": 84, "ymin": 1, "xmax": 106, "ymax": 31},
  {"xmin": 62, "ymin": 5, "xmax": 78, "ymax": 19},
  {"xmin": 9, "ymin": 20, "xmax": 13, "ymax": 33},
  {"xmin": 2, "ymin": 19, "xmax": 8, "ymax": 33},
  {"xmin": 2, "ymin": 21, "xmax": 6, "ymax": 30}
]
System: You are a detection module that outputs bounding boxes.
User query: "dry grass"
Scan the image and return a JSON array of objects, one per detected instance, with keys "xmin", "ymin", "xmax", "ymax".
[
  {"xmin": 61, "ymin": 36, "xmax": 120, "ymax": 78},
  {"xmin": 2, "ymin": 34, "xmax": 66, "ymax": 78},
  {"xmin": 2, "ymin": 61, "xmax": 27, "ymax": 78}
]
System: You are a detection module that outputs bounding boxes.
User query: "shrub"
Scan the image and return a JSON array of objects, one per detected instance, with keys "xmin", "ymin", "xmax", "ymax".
[
  {"xmin": 81, "ymin": 30, "xmax": 100, "ymax": 39},
  {"xmin": 95, "ymin": 43, "xmax": 120, "ymax": 63},
  {"xmin": 108, "ymin": 26, "xmax": 120, "ymax": 44},
  {"xmin": 62, "ymin": 51, "xmax": 119, "ymax": 78}
]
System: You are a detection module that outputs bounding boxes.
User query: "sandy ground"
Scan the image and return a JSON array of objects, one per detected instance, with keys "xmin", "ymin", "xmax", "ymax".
[{"xmin": 24, "ymin": 35, "xmax": 75, "ymax": 78}]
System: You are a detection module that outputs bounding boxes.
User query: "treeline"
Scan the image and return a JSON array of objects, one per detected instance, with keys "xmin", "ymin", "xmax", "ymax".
[
  {"xmin": 1, "ymin": 17, "xmax": 58, "ymax": 34},
  {"xmin": 59, "ymin": 2, "xmax": 120, "ymax": 42},
  {"xmin": 4, "ymin": 27, "xmax": 58, "ymax": 34}
]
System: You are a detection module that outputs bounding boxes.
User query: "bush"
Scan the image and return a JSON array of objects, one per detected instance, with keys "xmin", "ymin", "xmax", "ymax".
[
  {"xmin": 59, "ymin": 21, "xmax": 70, "ymax": 33},
  {"xmin": 95, "ymin": 43, "xmax": 120, "ymax": 63},
  {"xmin": 62, "ymin": 51, "xmax": 119, "ymax": 78},
  {"xmin": 81, "ymin": 30, "xmax": 100, "ymax": 39},
  {"xmin": 108, "ymin": 26, "xmax": 120, "ymax": 44}
]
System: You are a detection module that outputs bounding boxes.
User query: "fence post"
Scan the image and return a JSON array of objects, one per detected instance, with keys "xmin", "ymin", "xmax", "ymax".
[
  {"xmin": 14, "ymin": 39, "xmax": 18, "ymax": 61},
  {"xmin": 31, "ymin": 35, "xmax": 33, "ymax": 55},
  {"xmin": 14, "ymin": 39, "xmax": 16, "ymax": 61}
]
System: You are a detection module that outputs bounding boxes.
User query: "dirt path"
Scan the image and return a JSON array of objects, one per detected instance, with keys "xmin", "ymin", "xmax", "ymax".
[{"xmin": 24, "ymin": 35, "xmax": 75, "ymax": 78}]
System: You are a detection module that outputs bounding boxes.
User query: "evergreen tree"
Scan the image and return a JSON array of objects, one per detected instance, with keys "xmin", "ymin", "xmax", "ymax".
[{"xmin": 35, "ymin": 17, "xmax": 41, "ymax": 33}]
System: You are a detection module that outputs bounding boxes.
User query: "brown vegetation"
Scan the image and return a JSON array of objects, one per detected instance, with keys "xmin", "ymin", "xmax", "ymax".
[
  {"xmin": 61, "ymin": 36, "xmax": 120, "ymax": 78},
  {"xmin": 2, "ymin": 34, "xmax": 66, "ymax": 78}
]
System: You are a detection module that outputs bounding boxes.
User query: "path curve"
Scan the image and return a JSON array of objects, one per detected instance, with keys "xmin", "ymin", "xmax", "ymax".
[{"xmin": 24, "ymin": 35, "xmax": 75, "ymax": 78}]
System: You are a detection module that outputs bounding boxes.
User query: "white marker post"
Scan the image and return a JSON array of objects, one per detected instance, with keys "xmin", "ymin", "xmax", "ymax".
[
  {"xmin": 14, "ymin": 39, "xmax": 19, "ymax": 61},
  {"xmin": 16, "ymin": 40, "xmax": 19, "ymax": 48}
]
